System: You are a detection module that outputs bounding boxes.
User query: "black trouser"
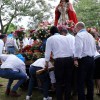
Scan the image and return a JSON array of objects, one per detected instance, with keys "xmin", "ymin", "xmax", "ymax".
[
  {"xmin": 54, "ymin": 57, "xmax": 74, "ymax": 100},
  {"xmin": 77, "ymin": 56, "xmax": 95, "ymax": 100}
]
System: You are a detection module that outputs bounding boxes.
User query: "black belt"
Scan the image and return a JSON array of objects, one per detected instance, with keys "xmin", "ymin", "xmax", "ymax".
[
  {"xmin": 82, "ymin": 56, "xmax": 94, "ymax": 59},
  {"xmin": 0, "ymin": 68, "xmax": 12, "ymax": 70},
  {"xmin": 8, "ymin": 46, "xmax": 14, "ymax": 48},
  {"xmin": 55, "ymin": 56, "xmax": 73, "ymax": 60}
]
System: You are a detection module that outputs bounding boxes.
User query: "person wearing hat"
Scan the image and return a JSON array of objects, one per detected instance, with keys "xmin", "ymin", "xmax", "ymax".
[
  {"xmin": 0, "ymin": 34, "xmax": 7, "ymax": 86},
  {"xmin": 0, "ymin": 54, "xmax": 28, "ymax": 97}
]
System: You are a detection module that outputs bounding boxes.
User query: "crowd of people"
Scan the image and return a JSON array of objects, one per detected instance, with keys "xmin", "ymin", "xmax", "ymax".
[{"xmin": 0, "ymin": 22, "xmax": 100, "ymax": 100}]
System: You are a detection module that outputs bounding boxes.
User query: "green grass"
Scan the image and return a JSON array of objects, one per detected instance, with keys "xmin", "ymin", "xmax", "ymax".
[{"xmin": 0, "ymin": 78, "xmax": 100, "ymax": 100}]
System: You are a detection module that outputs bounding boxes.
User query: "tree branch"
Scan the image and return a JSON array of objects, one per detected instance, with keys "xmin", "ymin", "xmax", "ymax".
[{"xmin": 0, "ymin": 7, "xmax": 4, "ymax": 33}]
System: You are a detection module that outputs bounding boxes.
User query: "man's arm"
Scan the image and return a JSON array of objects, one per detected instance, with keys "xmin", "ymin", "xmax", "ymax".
[{"xmin": 74, "ymin": 36, "xmax": 83, "ymax": 67}]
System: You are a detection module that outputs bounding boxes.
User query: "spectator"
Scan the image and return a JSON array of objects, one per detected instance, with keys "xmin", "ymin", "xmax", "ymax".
[
  {"xmin": 74, "ymin": 22, "xmax": 96, "ymax": 100},
  {"xmin": 5, "ymin": 32, "xmax": 18, "ymax": 54}
]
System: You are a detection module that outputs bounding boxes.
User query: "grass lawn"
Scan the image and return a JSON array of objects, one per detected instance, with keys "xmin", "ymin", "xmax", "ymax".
[{"xmin": 0, "ymin": 77, "xmax": 100, "ymax": 100}]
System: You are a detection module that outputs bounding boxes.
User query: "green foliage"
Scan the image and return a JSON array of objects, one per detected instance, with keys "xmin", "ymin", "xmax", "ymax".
[
  {"xmin": 7, "ymin": 23, "xmax": 17, "ymax": 34},
  {"xmin": 75, "ymin": 0, "xmax": 100, "ymax": 29},
  {"xmin": 0, "ymin": 0, "xmax": 52, "ymax": 33}
]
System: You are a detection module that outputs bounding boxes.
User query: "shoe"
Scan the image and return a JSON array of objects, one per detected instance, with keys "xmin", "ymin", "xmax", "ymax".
[
  {"xmin": 26, "ymin": 95, "xmax": 32, "ymax": 100},
  {"xmin": 5, "ymin": 88, "xmax": 10, "ymax": 95},
  {"xmin": 43, "ymin": 96, "xmax": 52, "ymax": 100},
  {"xmin": 0, "ymin": 84, "xmax": 3, "ymax": 87},
  {"xmin": 43, "ymin": 97, "xmax": 48, "ymax": 100},
  {"xmin": 10, "ymin": 91, "xmax": 21, "ymax": 97},
  {"xmin": 47, "ymin": 96, "xmax": 52, "ymax": 100}
]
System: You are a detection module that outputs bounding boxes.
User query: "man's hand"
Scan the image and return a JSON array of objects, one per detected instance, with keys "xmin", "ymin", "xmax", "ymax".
[
  {"xmin": 45, "ymin": 61, "xmax": 49, "ymax": 70},
  {"xmin": 74, "ymin": 60, "xmax": 79, "ymax": 67}
]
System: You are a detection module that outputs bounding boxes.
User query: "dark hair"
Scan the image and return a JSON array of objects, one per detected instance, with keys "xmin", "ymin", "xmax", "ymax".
[
  {"xmin": 60, "ymin": 0, "xmax": 69, "ymax": 3},
  {"xmin": 60, "ymin": 29, "xmax": 68, "ymax": 34},
  {"xmin": 0, "ymin": 34, "xmax": 7, "ymax": 39},
  {"xmin": 50, "ymin": 26, "xmax": 59, "ymax": 35}
]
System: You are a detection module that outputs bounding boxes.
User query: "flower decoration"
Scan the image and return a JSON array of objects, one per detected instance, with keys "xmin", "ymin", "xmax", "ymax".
[
  {"xmin": 14, "ymin": 28, "xmax": 25, "ymax": 41},
  {"xmin": 22, "ymin": 45, "xmax": 32, "ymax": 52},
  {"xmin": 57, "ymin": 20, "xmax": 75, "ymax": 33},
  {"xmin": 31, "ymin": 41, "xmax": 42, "ymax": 52}
]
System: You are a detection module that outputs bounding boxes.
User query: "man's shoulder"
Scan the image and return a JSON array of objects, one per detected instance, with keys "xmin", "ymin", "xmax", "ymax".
[{"xmin": 0, "ymin": 39, "xmax": 4, "ymax": 43}]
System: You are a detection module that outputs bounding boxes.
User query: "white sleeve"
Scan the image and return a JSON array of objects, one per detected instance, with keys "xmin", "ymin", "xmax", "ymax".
[
  {"xmin": 14, "ymin": 39, "xmax": 18, "ymax": 50},
  {"xmin": 45, "ymin": 39, "xmax": 52, "ymax": 61}
]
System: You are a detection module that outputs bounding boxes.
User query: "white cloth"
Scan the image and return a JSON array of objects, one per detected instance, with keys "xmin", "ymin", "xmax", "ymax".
[
  {"xmin": 45, "ymin": 33, "xmax": 74, "ymax": 61},
  {"xmin": 22, "ymin": 37, "xmax": 29, "ymax": 48},
  {"xmin": 0, "ymin": 54, "xmax": 27, "ymax": 76},
  {"xmin": 0, "ymin": 39, "xmax": 4, "ymax": 55},
  {"xmin": 74, "ymin": 29, "xmax": 96, "ymax": 58},
  {"xmin": 30, "ymin": 58, "xmax": 56, "ymax": 83},
  {"xmin": 28, "ymin": 38, "xmax": 34, "ymax": 46},
  {"xmin": 58, "ymin": 2, "xmax": 67, "ymax": 24}
]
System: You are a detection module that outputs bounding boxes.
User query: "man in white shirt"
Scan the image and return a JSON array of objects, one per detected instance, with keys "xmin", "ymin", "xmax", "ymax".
[
  {"xmin": 60, "ymin": 29, "xmax": 77, "ymax": 95},
  {"xmin": 0, "ymin": 34, "xmax": 7, "ymax": 86},
  {"xmin": 0, "ymin": 34, "xmax": 7, "ymax": 55},
  {"xmin": 0, "ymin": 54, "xmax": 28, "ymax": 97},
  {"xmin": 26, "ymin": 58, "xmax": 55, "ymax": 100},
  {"xmin": 5, "ymin": 32, "xmax": 18, "ymax": 54},
  {"xmin": 45, "ymin": 26, "xmax": 74, "ymax": 100},
  {"xmin": 74, "ymin": 22, "xmax": 96, "ymax": 100}
]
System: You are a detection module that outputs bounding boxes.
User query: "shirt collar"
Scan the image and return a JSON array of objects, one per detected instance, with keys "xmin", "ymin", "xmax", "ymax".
[
  {"xmin": 78, "ymin": 29, "xmax": 86, "ymax": 33},
  {"xmin": 54, "ymin": 33, "xmax": 60, "ymax": 35}
]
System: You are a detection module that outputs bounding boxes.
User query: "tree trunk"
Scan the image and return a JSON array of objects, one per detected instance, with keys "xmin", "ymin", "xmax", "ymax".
[
  {"xmin": 4, "ymin": 15, "xmax": 14, "ymax": 34},
  {"xmin": 0, "ymin": 7, "xmax": 4, "ymax": 34}
]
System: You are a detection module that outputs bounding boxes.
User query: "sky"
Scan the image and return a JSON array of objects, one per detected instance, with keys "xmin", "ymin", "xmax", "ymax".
[
  {"xmin": 12, "ymin": 0, "xmax": 60, "ymax": 29},
  {"xmin": 0, "ymin": 0, "xmax": 75, "ymax": 30}
]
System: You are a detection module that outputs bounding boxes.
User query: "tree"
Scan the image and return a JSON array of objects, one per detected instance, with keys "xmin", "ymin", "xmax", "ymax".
[
  {"xmin": 7, "ymin": 23, "xmax": 17, "ymax": 34},
  {"xmin": 75, "ymin": 0, "xmax": 100, "ymax": 29},
  {"xmin": 0, "ymin": 0, "xmax": 52, "ymax": 34}
]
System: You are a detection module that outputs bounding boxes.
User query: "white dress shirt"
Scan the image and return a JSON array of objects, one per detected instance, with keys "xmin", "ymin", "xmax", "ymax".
[
  {"xmin": 5, "ymin": 37, "xmax": 18, "ymax": 50},
  {"xmin": 74, "ymin": 29, "xmax": 96, "ymax": 58},
  {"xmin": 30, "ymin": 58, "xmax": 56, "ymax": 83},
  {"xmin": 45, "ymin": 33, "xmax": 75, "ymax": 61},
  {"xmin": 0, "ymin": 54, "xmax": 27, "ymax": 76},
  {"xmin": 0, "ymin": 39, "xmax": 4, "ymax": 55},
  {"xmin": 66, "ymin": 33, "xmax": 75, "ymax": 54},
  {"xmin": 30, "ymin": 58, "xmax": 53, "ymax": 68}
]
